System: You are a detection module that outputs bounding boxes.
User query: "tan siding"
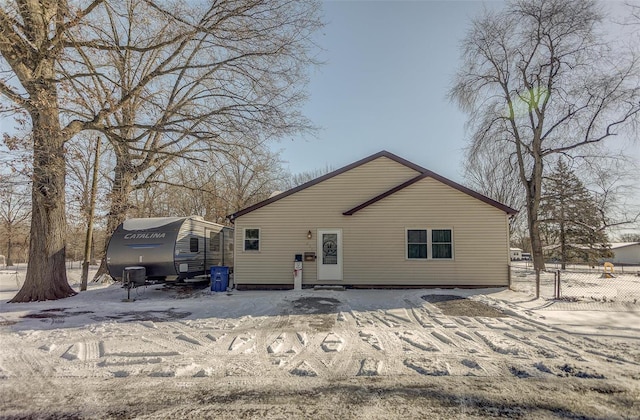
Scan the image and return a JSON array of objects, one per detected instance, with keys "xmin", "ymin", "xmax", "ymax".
[
  {"xmin": 342, "ymin": 179, "xmax": 508, "ymax": 286},
  {"xmin": 234, "ymin": 157, "xmax": 509, "ymax": 287}
]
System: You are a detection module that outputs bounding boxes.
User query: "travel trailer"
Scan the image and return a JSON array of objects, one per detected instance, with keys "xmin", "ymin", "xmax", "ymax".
[{"xmin": 106, "ymin": 216, "xmax": 233, "ymax": 283}]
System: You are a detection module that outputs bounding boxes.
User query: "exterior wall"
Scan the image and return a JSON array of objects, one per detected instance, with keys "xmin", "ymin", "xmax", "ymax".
[
  {"xmin": 233, "ymin": 157, "xmax": 510, "ymax": 287},
  {"xmin": 175, "ymin": 219, "xmax": 225, "ymax": 276},
  {"xmin": 339, "ymin": 179, "xmax": 509, "ymax": 286},
  {"xmin": 612, "ymin": 244, "xmax": 640, "ymax": 265}
]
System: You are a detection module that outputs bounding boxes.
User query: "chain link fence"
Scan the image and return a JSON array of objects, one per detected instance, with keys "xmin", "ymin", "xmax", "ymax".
[{"xmin": 510, "ymin": 262, "xmax": 640, "ymax": 304}]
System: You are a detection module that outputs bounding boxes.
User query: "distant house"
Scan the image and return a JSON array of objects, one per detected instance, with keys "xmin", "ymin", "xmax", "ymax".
[
  {"xmin": 510, "ymin": 248, "xmax": 523, "ymax": 261},
  {"xmin": 607, "ymin": 242, "xmax": 640, "ymax": 265},
  {"xmin": 543, "ymin": 242, "xmax": 612, "ymax": 263},
  {"xmin": 228, "ymin": 151, "xmax": 517, "ymax": 289}
]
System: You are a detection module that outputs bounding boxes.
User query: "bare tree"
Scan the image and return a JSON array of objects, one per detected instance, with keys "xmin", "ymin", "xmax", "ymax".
[
  {"xmin": 80, "ymin": 139, "xmax": 101, "ymax": 290},
  {"xmin": 463, "ymin": 141, "xmax": 525, "ymax": 240},
  {"xmin": 137, "ymin": 145, "xmax": 290, "ymax": 223},
  {"xmin": 625, "ymin": 1, "xmax": 640, "ymax": 27},
  {"xmin": 0, "ymin": 174, "xmax": 31, "ymax": 266},
  {"xmin": 218, "ymin": 148, "xmax": 289, "ymax": 213},
  {"xmin": 61, "ymin": 0, "xmax": 322, "ymax": 279},
  {"xmin": 450, "ymin": 0, "xmax": 640, "ymax": 295},
  {"xmin": 148, "ymin": 163, "xmax": 223, "ymax": 221},
  {"xmin": 1, "ymin": 0, "xmax": 322, "ymax": 299},
  {"xmin": 283, "ymin": 164, "xmax": 334, "ymax": 190},
  {"xmin": 582, "ymin": 156, "xmax": 640, "ymax": 237},
  {"xmin": 66, "ymin": 136, "xmax": 108, "ymax": 264},
  {"xmin": 0, "ymin": 1, "xmax": 99, "ymax": 301},
  {"xmin": 618, "ymin": 233, "xmax": 640, "ymax": 242}
]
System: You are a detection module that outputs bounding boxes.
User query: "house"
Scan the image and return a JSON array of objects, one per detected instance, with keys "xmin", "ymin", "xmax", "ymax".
[
  {"xmin": 542, "ymin": 242, "xmax": 612, "ymax": 264},
  {"xmin": 510, "ymin": 248, "xmax": 523, "ymax": 261},
  {"xmin": 228, "ymin": 151, "xmax": 517, "ymax": 289},
  {"xmin": 608, "ymin": 242, "xmax": 640, "ymax": 265}
]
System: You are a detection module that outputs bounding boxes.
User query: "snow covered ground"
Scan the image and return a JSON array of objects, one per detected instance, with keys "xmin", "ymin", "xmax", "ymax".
[{"xmin": 1, "ymin": 266, "xmax": 639, "ymax": 419}]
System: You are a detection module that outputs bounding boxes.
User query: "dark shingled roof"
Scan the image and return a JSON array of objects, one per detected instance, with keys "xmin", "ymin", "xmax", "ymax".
[{"xmin": 228, "ymin": 150, "xmax": 518, "ymax": 221}]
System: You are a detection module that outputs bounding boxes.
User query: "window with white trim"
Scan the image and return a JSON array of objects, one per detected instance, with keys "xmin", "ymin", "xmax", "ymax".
[
  {"xmin": 407, "ymin": 229, "xmax": 428, "ymax": 259},
  {"xmin": 406, "ymin": 228, "xmax": 453, "ymax": 260},
  {"xmin": 243, "ymin": 228, "xmax": 260, "ymax": 251},
  {"xmin": 431, "ymin": 229, "xmax": 453, "ymax": 259}
]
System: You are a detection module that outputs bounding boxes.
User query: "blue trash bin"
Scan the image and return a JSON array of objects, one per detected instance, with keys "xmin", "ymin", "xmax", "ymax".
[{"xmin": 210, "ymin": 266, "xmax": 229, "ymax": 292}]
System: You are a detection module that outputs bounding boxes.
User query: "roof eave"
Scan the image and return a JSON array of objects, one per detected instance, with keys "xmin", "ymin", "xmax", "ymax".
[
  {"xmin": 227, "ymin": 150, "xmax": 421, "ymax": 220},
  {"xmin": 228, "ymin": 150, "xmax": 519, "ymax": 220}
]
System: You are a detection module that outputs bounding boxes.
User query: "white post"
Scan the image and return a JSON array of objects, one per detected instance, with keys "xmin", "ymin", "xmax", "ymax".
[{"xmin": 293, "ymin": 260, "xmax": 302, "ymax": 290}]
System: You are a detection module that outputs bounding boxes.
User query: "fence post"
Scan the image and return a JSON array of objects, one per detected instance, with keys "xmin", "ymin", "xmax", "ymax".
[{"xmin": 555, "ymin": 269, "xmax": 561, "ymax": 299}]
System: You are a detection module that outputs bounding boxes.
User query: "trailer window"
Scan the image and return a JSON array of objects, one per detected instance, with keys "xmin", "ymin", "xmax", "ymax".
[{"xmin": 190, "ymin": 237, "xmax": 199, "ymax": 253}]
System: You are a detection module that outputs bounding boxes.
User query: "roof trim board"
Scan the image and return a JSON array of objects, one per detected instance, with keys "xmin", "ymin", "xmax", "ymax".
[
  {"xmin": 343, "ymin": 173, "xmax": 429, "ymax": 215},
  {"xmin": 418, "ymin": 167, "xmax": 518, "ymax": 215},
  {"xmin": 228, "ymin": 150, "xmax": 518, "ymax": 221}
]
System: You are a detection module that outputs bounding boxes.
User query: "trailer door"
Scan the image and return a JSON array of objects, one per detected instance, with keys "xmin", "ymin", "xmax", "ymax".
[{"xmin": 207, "ymin": 229, "xmax": 222, "ymax": 270}]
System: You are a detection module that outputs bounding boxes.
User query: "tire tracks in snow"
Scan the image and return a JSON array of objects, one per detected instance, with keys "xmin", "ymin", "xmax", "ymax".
[{"xmin": 2, "ymin": 292, "xmax": 638, "ymax": 382}]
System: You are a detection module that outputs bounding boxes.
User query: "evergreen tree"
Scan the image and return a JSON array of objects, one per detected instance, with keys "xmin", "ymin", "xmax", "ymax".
[{"xmin": 540, "ymin": 159, "xmax": 611, "ymax": 268}]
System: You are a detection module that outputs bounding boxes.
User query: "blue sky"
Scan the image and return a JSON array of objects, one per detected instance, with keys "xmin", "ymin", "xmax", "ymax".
[
  {"xmin": 275, "ymin": 0, "xmax": 639, "ymax": 183},
  {"xmin": 275, "ymin": 0, "xmax": 493, "ymax": 181},
  {"xmin": 1, "ymin": 0, "xmax": 635, "ymax": 185},
  {"xmin": 0, "ymin": 0, "xmax": 487, "ymax": 181}
]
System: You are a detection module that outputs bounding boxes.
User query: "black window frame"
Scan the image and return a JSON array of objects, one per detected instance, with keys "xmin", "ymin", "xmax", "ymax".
[
  {"xmin": 407, "ymin": 229, "xmax": 428, "ymax": 259},
  {"xmin": 431, "ymin": 229, "xmax": 453, "ymax": 260},
  {"xmin": 243, "ymin": 228, "xmax": 260, "ymax": 251},
  {"xmin": 190, "ymin": 237, "xmax": 199, "ymax": 253}
]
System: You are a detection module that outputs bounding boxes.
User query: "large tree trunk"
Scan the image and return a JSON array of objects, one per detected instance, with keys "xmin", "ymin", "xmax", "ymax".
[
  {"xmin": 525, "ymin": 159, "xmax": 546, "ymax": 299},
  {"xmin": 10, "ymin": 89, "xmax": 76, "ymax": 302},
  {"xmin": 527, "ymin": 206, "xmax": 545, "ymax": 299},
  {"xmin": 528, "ymin": 213, "xmax": 545, "ymax": 270}
]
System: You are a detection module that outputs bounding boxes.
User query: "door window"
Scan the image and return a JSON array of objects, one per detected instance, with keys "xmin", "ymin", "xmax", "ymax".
[{"xmin": 322, "ymin": 233, "xmax": 338, "ymax": 264}]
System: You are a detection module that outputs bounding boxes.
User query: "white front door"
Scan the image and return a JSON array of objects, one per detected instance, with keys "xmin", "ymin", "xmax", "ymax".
[{"xmin": 317, "ymin": 229, "xmax": 343, "ymax": 281}]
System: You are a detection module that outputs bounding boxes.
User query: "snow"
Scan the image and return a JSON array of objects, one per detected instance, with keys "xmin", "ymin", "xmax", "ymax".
[
  {"xmin": 609, "ymin": 242, "xmax": 640, "ymax": 249},
  {"xmin": 1, "ymin": 266, "xmax": 639, "ymax": 418}
]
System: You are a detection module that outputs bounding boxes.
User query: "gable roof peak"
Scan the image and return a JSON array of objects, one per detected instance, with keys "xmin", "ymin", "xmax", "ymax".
[{"xmin": 228, "ymin": 151, "xmax": 517, "ymax": 220}]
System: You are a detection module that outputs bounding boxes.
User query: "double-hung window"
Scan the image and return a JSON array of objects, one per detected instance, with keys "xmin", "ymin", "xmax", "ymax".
[
  {"xmin": 431, "ymin": 229, "xmax": 453, "ymax": 259},
  {"xmin": 243, "ymin": 228, "xmax": 260, "ymax": 251},
  {"xmin": 407, "ymin": 229, "xmax": 428, "ymax": 259},
  {"xmin": 406, "ymin": 228, "xmax": 453, "ymax": 260}
]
